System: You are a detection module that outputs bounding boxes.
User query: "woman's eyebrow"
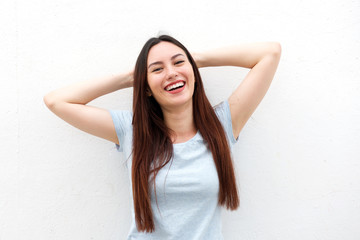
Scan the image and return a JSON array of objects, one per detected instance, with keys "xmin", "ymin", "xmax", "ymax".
[{"xmin": 148, "ymin": 53, "xmax": 185, "ymax": 69}]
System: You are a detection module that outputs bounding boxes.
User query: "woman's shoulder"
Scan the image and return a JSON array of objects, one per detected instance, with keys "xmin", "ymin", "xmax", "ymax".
[
  {"xmin": 109, "ymin": 109, "xmax": 133, "ymax": 129},
  {"xmin": 213, "ymin": 100, "xmax": 238, "ymax": 144},
  {"xmin": 213, "ymin": 100, "xmax": 230, "ymax": 119},
  {"xmin": 110, "ymin": 109, "xmax": 133, "ymax": 116}
]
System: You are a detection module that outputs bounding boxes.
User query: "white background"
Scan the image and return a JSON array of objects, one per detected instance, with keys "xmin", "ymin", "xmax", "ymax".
[{"xmin": 1, "ymin": 0, "xmax": 360, "ymax": 239}]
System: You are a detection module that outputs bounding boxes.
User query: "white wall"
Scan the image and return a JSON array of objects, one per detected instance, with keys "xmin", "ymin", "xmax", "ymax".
[{"xmin": 1, "ymin": 0, "xmax": 359, "ymax": 239}]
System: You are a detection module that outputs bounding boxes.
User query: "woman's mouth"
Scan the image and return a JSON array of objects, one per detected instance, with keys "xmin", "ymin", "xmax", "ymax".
[{"xmin": 164, "ymin": 81, "xmax": 186, "ymax": 93}]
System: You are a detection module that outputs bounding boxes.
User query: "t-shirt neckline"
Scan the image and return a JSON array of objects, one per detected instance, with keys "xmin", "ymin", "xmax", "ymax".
[{"xmin": 173, "ymin": 130, "xmax": 200, "ymax": 147}]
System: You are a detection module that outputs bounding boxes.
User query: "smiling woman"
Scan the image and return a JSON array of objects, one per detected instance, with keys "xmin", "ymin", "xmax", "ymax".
[
  {"xmin": 43, "ymin": 34, "xmax": 281, "ymax": 240},
  {"xmin": 131, "ymin": 36, "xmax": 238, "ymax": 236}
]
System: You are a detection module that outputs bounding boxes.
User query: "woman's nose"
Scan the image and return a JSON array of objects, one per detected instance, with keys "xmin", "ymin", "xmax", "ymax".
[{"xmin": 166, "ymin": 66, "xmax": 177, "ymax": 80}]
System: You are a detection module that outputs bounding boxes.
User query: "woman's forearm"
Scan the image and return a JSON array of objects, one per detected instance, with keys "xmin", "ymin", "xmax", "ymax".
[
  {"xmin": 44, "ymin": 71, "xmax": 133, "ymax": 108},
  {"xmin": 194, "ymin": 42, "xmax": 281, "ymax": 69},
  {"xmin": 43, "ymin": 71, "xmax": 133, "ymax": 144}
]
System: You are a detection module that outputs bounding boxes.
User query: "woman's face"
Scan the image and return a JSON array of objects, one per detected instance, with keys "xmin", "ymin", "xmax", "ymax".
[{"xmin": 146, "ymin": 41, "xmax": 195, "ymax": 110}]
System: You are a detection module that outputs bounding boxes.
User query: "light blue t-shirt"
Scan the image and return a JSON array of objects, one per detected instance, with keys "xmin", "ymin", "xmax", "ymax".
[{"xmin": 110, "ymin": 100, "xmax": 237, "ymax": 240}]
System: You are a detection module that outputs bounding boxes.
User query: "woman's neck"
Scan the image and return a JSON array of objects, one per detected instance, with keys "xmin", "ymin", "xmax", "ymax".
[{"xmin": 162, "ymin": 101, "xmax": 197, "ymax": 144}]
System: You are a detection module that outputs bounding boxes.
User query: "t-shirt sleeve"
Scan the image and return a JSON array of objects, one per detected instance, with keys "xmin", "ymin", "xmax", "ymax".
[
  {"xmin": 214, "ymin": 100, "xmax": 238, "ymax": 146},
  {"xmin": 109, "ymin": 110, "xmax": 132, "ymax": 152}
]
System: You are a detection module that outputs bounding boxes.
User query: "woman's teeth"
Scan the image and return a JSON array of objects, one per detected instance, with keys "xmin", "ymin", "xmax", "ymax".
[{"xmin": 166, "ymin": 82, "xmax": 184, "ymax": 91}]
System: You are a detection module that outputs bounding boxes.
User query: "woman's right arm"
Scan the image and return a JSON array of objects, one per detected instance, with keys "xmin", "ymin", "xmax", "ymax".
[{"xmin": 43, "ymin": 71, "xmax": 133, "ymax": 144}]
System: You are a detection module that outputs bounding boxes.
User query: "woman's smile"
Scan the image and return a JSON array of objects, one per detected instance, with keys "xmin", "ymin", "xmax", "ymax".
[{"xmin": 164, "ymin": 80, "xmax": 186, "ymax": 93}]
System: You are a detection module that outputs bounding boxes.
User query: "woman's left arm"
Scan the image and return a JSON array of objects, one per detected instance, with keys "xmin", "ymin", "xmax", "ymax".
[{"xmin": 194, "ymin": 42, "xmax": 281, "ymax": 139}]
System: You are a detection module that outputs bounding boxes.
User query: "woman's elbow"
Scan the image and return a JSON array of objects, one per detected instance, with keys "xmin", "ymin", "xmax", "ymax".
[
  {"xmin": 43, "ymin": 92, "xmax": 58, "ymax": 110},
  {"xmin": 271, "ymin": 42, "xmax": 282, "ymax": 58}
]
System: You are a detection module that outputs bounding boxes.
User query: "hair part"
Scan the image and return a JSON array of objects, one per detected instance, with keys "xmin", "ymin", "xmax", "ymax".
[{"xmin": 132, "ymin": 35, "xmax": 239, "ymax": 232}]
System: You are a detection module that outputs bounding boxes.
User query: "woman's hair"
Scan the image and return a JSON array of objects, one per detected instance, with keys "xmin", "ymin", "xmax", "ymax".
[{"xmin": 132, "ymin": 35, "xmax": 239, "ymax": 232}]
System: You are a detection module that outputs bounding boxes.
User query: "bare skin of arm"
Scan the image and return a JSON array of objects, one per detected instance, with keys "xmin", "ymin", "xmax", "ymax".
[
  {"xmin": 43, "ymin": 71, "xmax": 133, "ymax": 144},
  {"xmin": 193, "ymin": 42, "xmax": 281, "ymax": 138},
  {"xmin": 45, "ymin": 42, "xmax": 280, "ymax": 145}
]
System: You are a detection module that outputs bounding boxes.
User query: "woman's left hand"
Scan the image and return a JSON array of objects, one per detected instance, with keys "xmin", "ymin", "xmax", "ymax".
[{"xmin": 191, "ymin": 52, "xmax": 205, "ymax": 68}]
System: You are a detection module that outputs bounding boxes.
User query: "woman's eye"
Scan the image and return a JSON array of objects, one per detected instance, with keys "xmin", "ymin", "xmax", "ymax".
[
  {"xmin": 175, "ymin": 60, "xmax": 185, "ymax": 65},
  {"xmin": 152, "ymin": 67, "xmax": 162, "ymax": 72}
]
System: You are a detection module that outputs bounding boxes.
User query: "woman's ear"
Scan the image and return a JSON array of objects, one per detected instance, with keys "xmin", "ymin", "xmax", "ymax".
[{"xmin": 146, "ymin": 88, "xmax": 152, "ymax": 97}]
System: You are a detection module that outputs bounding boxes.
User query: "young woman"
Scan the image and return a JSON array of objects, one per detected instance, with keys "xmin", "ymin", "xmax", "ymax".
[{"xmin": 44, "ymin": 35, "xmax": 281, "ymax": 239}]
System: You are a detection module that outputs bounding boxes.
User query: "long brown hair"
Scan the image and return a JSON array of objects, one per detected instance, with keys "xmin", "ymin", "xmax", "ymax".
[{"xmin": 132, "ymin": 35, "xmax": 239, "ymax": 232}]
